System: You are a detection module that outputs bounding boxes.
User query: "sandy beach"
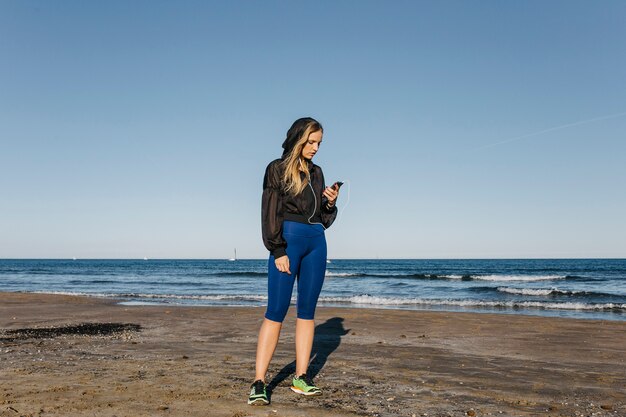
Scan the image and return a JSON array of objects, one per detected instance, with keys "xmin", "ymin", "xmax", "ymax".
[{"xmin": 1, "ymin": 292, "xmax": 624, "ymax": 417}]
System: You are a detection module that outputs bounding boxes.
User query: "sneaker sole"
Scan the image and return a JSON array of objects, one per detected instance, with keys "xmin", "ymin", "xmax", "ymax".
[
  {"xmin": 248, "ymin": 398, "xmax": 269, "ymax": 406},
  {"xmin": 290, "ymin": 386, "xmax": 322, "ymax": 396}
]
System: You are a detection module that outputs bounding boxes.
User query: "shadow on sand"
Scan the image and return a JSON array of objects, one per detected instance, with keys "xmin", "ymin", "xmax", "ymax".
[{"xmin": 266, "ymin": 317, "xmax": 350, "ymax": 396}]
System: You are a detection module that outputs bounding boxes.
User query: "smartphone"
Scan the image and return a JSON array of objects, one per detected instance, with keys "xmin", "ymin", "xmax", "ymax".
[{"xmin": 333, "ymin": 181, "xmax": 344, "ymax": 190}]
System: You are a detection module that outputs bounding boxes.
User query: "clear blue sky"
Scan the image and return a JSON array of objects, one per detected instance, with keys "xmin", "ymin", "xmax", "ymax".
[{"xmin": 1, "ymin": 1, "xmax": 625, "ymax": 259}]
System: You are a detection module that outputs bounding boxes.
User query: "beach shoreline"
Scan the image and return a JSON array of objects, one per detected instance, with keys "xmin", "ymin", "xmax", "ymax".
[{"xmin": 1, "ymin": 292, "xmax": 625, "ymax": 417}]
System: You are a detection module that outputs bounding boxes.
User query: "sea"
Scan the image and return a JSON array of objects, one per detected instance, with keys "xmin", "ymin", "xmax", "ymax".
[{"xmin": 1, "ymin": 259, "xmax": 625, "ymax": 321}]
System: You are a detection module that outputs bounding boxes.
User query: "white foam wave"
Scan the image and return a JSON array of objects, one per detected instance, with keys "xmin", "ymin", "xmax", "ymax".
[
  {"xmin": 496, "ymin": 287, "xmax": 590, "ymax": 296},
  {"xmin": 497, "ymin": 287, "xmax": 555, "ymax": 296},
  {"xmin": 474, "ymin": 274, "xmax": 565, "ymax": 282},
  {"xmin": 317, "ymin": 295, "xmax": 626, "ymax": 311},
  {"xmin": 33, "ymin": 290, "xmax": 118, "ymax": 298},
  {"xmin": 31, "ymin": 291, "xmax": 626, "ymax": 312},
  {"xmin": 33, "ymin": 291, "xmax": 269, "ymax": 302},
  {"xmin": 325, "ymin": 272, "xmax": 360, "ymax": 277},
  {"xmin": 324, "ymin": 273, "xmax": 566, "ymax": 281},
  {"xmin": 127, "ymin": 293, "xmax": 270, "ymax": 302}
]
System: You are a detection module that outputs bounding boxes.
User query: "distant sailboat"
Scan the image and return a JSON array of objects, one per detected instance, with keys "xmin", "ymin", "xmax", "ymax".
[
  {"xmin": 229, "ymin": 248, "xmax": 237, "ymax": 261},
  {"xmin": 143, "ymin": 257, "xmax": 148, "ymax": 261}
]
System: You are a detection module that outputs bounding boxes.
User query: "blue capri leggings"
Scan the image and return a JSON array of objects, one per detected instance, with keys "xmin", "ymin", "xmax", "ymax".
[{"xmin": 265, "ymin": 221, "xmax": 327, "ymax": 322}]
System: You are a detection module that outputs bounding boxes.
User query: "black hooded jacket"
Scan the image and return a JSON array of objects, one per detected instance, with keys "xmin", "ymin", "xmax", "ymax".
[{"xmin": 261, "ymin": 157, "xmax": 338, "ymax": 258}]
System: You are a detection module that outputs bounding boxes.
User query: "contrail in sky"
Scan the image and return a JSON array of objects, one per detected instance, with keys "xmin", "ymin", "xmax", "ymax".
[{"xmin": 476, "ymin": 110, "xmax": 626, "ymax": 150}]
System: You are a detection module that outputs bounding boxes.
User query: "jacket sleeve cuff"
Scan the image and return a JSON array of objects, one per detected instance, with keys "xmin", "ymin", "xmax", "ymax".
[{"xmin": 272, "ymin": 247, "xmax": 287, "ymax": 259}]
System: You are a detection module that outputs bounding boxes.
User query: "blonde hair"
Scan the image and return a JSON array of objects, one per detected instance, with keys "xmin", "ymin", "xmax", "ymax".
[{"xmin": 281, "ymin": 122, "xmax": 322, "ymax": 195}]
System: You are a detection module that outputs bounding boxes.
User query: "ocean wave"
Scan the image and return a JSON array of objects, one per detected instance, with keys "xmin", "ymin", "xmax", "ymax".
[
  {"xmin": 183, "ymin": 271, "xmax": 267, "ymax": 277},
  {"xmin": 317, "ymin": 294, "xmax": 626, "ymax": 311},
  {"xmin": 496, "ymin": 287, "xmax": 622, "ymax": 298},
  {"xmin": 6, "ymin": 270, "xmax": 111, "ymax": 276},
  {"xmin": 324, "ymin": 272, "xmax": 466, "ymax": 280},
  {"xmin": 67, "ymin": 279, "xmax": 223, "ymax": 287},
  {"xmin": 472, "ymin": 274, "xmax": 566, "ymax": 282},
  {"xmin": 68, "ymin": 279, "xmax": 118, "ymax": 285},
  {"xmin": 32, "ymin": 291, "xmax": 269, "ymax": 302},
  {"xmin": 325, "ymin": 272, "xmax": 362, "ymax": 277},
  {"xmin": 10, "ymin": 269, "xmax": 581, "ymax": 282},
  {"xmin": 29, "ymin": 291, "xmax": 626, "ymax": 312},
  {"xmin": 122, "ymin": 293, "xmax": 269, "ymax": 302},
  {"xmin": 325, "ymin": 272, "xmax": 581, "ymax": 282},
  {"xmin": 497, "ymin": 287, "xmax": 556, "ymax": 296},
  {"xmin": 208, "ymin": 271, "xmax": 266, "ymax": 277}
]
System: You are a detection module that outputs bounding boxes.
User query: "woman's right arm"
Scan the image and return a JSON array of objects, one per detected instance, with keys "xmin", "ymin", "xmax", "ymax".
[{"xmin": 261, "ymin": 161, "xmax": 287, "ymax": 259}]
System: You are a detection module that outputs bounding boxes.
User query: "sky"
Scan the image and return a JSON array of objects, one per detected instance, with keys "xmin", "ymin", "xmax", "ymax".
[{"xmin": 1, "ymin": 1, "xmax": 625, "ymax": 259}]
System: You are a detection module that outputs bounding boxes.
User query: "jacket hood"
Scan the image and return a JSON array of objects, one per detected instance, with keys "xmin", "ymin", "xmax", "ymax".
[
  {"xmin": 281, "ymin": 117, "xmax": 320, "ymax": 158},
  {"xmin": 281, "ymin": 134, "xmax": 299, "ymax": 158}
]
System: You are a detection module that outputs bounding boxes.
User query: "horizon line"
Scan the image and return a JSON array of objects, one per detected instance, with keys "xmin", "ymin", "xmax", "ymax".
[{"xmin": 1, "ymin": 257, "xmax": 624, "ymax": 261}]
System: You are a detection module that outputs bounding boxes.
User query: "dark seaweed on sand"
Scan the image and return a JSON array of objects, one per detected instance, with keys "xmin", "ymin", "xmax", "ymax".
[{"xmin": 0, "ymin": 322, "xmax": 141, "ymax": 342}]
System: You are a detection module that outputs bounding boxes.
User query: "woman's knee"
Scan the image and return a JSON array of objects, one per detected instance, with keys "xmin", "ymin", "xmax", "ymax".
[
  {"xmin": 264, "ymin": 305, "xmax": 289, "ymax": 323},
  {"xmin": 296, "ymin": 309, "xmax": 316, "ymax": 320}
]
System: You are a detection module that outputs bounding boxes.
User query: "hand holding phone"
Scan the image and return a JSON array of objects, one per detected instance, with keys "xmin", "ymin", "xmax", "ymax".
[{"xmin": 324, "ymin": 181, "xmax": 342, "ymax": 207}]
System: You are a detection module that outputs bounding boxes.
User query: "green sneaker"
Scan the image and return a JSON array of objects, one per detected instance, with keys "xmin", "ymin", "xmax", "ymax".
[
  {"xmin": 248, "ymin": 380, "xmax": 269, "ymax": 405},
  {"xmin": 291, "ymin": 374, "xmax": 322, "ymax": 396}
]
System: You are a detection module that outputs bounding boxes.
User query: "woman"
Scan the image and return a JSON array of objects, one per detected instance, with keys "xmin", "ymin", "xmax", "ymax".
[{"xmin": 248, "ymin": 117, "xmax": 339, "ymax": 406}]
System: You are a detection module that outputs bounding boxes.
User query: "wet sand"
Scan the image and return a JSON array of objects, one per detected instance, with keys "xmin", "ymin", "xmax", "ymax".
[{"xmin": 1, "ymin": 292, "xmax": 625, "ymax": 417}]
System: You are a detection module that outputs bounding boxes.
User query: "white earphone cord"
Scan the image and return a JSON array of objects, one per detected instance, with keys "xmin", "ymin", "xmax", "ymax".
[
  {"xmin": 307, "ymin": 179, "xmax": 351, "ymax": 229},
  {"xmin": 300, "ymin": 159, "xmax": 350, "ymax": 229}
]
